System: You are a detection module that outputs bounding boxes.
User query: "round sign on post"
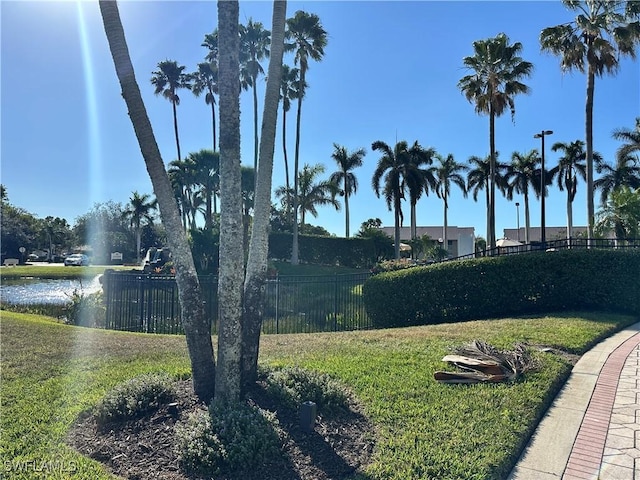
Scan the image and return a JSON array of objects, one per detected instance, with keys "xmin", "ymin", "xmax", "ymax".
[{"xmin": 19, "ymin": 247, "xmax": 26, "ymax": 253}]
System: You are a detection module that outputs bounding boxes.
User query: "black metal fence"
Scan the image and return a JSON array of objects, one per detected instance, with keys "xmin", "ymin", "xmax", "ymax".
[
  {"xmin": 103, "ymin": 271, "xmax": 372, "ymax": 335},
  {"xmin": 453, "ymin": 237, "xmax": 640, "ymax": 261}
]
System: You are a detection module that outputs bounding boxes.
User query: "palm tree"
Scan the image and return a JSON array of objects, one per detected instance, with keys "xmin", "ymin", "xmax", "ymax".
[
  {"xmin": 187, "ymin": 149, "xmax": 219, "ymax": 230},
  {"xmin": 371, "ymin": 140, "xmax": 414, "ymax": 259},
  {"xmin": 329, "ymin": 143, "xmax": 366, "ymax": 237},
  {"xmin": 405, "ymin": 142, "xmax": 437, "ymax": 241},
  {"xmin": 240, "ymin": 19, "xmax": 271, "ymax": 173},
  {"xmin": 595, "ymin": 152, "xmax": 640, "ymax": 206},
  {"xmin": 191, "ymin": 62, "xmax": 219, "ymax": 152},
  {"xmin": 595, "ymin": 186, "xmax": 640, "ymax": 241},
  {"xmin": 466, "ymin": 153, "xmax": 507, "ymax": 244},
  {"xmin": 548, "ymin": 140, "xmax": 590, "ymax": 240},
  {"xmin": 150, "ymin": 59, "xmax": 192, "ymax": 162},
  {"xmin": 123, "ymin": 191, "xmax": 156, "ymax": 264},
  {"xmin": 296, "ymin": 163, "xmax": 340, "ymax": 229},
  {"xmin": 279, "ymin": 64, "xmax": 303, "ymax": 205},
  {"xmin": 504, "ymin": 150, "xmax": 541, "ymax": 244},
  {"xmin": 458, "ymin": 33, "xmax": 533, "ymax": 250},
  {"xmin": 99, "ymin": 0, "xmax": 215, "ymax": 402},
  {"xmin": 168, "ymin": 157, "xmax": 197, "ymax": 230},
  {"xmin": 242, "ymin": 0, "xmax": 287, "ymax": 386},
  {"xmin": 540, "ymin": 1, "xmax": 640, "ymax": 239},
  {"xmin": 613, "ymin": 117, "xmax": 640, "ymax": 158},
  {"xmin": 285, "ymin": 10, "xmax": 327, "ymax": 265},
  {"xmin": 432, "ymin": 153, "xmax": 468, "ymax": 254}
]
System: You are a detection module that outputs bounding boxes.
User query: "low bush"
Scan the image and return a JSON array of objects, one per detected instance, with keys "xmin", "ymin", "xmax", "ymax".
[
  {"xmin": 93, "ymin": 373, "xmax": 176, "ymax": 427},
  {"xmin": 264, "ymin": 366, "xmax": 351, "ymax": 415},
  {"xmin": 363, "ymin": 249, "xmax": 640, "ymax": 328},
  {"xmin": 174, "ymin": 402, "xmax": 280, "ymax": 476},
  {"xmin": 63, "ymin": 290, "xmax": 106, "ymax": 327}
]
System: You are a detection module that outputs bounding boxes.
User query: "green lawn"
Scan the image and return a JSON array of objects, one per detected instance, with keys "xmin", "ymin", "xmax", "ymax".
[{"xmin": 1, "ymin": 310, "xmax": 637, "ymax": 479}]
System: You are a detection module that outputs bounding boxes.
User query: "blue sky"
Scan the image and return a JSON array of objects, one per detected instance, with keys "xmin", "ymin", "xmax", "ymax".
[{"xmin": 2, "ymin": 1, "xmax": 638, "ymax": 240}]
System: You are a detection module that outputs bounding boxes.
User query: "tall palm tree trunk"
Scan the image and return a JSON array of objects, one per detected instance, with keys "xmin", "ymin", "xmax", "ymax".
[
  {"xmin": 489, "ymin": 108, "xmax": 496, "ymax": 250},
  {"xmin": 585, "ymin": 65, "xmax": 596, "ymax": 242},
  {"xmin": 567, "ymin": 192, "xmax": 573, "ymax": 241},
  {"xmin": 216, "ymin": 0, "xmax": 243, "ymax": 404},
  {"xmin": 524, "ymin": 190, "xmax": 530, "ymax": 244},
  {"xmin": 253, "ymin": 76, "xmax": 259, "ymax": 173},
  {"xmin": 393, "ymin": 195, "xmax": 401, "ymax": 259},
  {"xmin": 172, "ymin": 100, "xmax": 181, "ymax": 161},
  {"xmin": 282, "ymin": 105, "xmax": 290, "ymax": 194},
  {"xmin": 291, "ymin": 74, "xmax": 304, "ymax": 265},
  {"xmin": 210, "ymin": 97, "xmax": 217, "ymax": 152},
  {"xmin": 345, "ymin": 184, "xmax": 350, "ymax": 238},
  {"xmin": 484, "ymin": 181, "xmax": 490, "ymax": 247},
  {"xmin": 443, "ymin": 194, "xmax": 448, "ymax": 253},
  {"xmin": 99, "ymin": 0, "xmax": 216, "ymax": 403},
  {"xmin": 242, "ymin": 0, "xmax": 286, "ymax": 388}
]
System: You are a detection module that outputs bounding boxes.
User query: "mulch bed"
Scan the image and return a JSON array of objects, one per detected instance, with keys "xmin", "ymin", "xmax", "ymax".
[{"xmin": 67, "ymin": 379, "xmax": 375, "ymax": 480}]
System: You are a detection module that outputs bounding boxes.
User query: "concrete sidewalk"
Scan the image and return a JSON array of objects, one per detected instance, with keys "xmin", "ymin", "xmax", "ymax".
[{"xmin": 509, "ymin": 322, "xmax": 640, "ymax": 480}]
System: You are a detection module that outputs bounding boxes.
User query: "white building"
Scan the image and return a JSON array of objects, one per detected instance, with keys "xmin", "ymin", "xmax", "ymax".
[{"xmin": 380, "ymin": 226, "xmax": 476, "ymax": 257}]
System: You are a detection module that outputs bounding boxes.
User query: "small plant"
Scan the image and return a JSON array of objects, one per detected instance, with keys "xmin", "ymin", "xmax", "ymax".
[
  {"xmin": 175, "ymin": 401, "xmax": 281, "ymax": 476},
  {"xmin": 265, "ymin": 366, "xmax": 351, "ymax": 415},
  {"xmin": 63, "ymin": 290, "xmax": 105, "ymax": 327},
  {"xmin": 93, "ymin": 372, "xmax": 175, "ymax": 427}
]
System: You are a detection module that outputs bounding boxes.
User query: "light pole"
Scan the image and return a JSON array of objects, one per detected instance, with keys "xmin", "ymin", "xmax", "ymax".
[
  {"xmin": 534, "ymin": 130, "xmax": 553, "ymax": 248},
  {"xmin": 515, "ymin": 202, "xmax": 520, "ymax": 242}
]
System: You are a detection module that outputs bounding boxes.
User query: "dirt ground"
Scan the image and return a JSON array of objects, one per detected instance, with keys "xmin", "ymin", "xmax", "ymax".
[{"xmin": 68, "ymin": 379, "xmax": 375, "ymax": 480}]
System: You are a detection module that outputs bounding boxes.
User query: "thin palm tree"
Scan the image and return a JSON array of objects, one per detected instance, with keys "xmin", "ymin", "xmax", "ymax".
[
  {"xmin": 458, "ymin": 33, "xmax": 533, "ymax": 250},
  {"xmin": 187, "ymin": 149, "xmax": 220, "ymax": 230},
  {"xmin": 285, "ymin": 10, "xmax": 327, "ymax": 265},
  {"xmin": 329, "ymin": 143, "xmax": 366, "ymax": 237},
  {"xmin": 371, "ymin": 140, "xmax": 414, "ymax": 259},
  {"xmin": 466, "ymin": 153, "xmax": 507, "ymax": 244},
  {"xmin": 505, "ymin": 150, "xmax": 541, "ymax": 244},
  {"xmin": 150, "ymin": 59, "xmax": 192, "ymax": 162},
  {"xmin": 296, "ymin": 163, "xmax": 340, "ymax": 229},
  {"xmin": 540, "ymin": 1, "xmax": 640, "ymax": 239},
  {"xmin": 548, "ymin": 140, "xmax": 590, "ymax": 240},
  {"xmin": 123, "ymin": 191, "xmax": 156, "ymax": 264},
  {"xmin": 595, "ymin": 152, "xmax": 640, "ymax": 206},
  {"xmin": 432, "ymin": 153, "xmax": 468, "ymax": 254},
  {"xmin": 279, "ymin": 64, "xmax": 303, "ymax": 205},
  {"xmin": 240, "ymin": 19, "xmax": 271, "ymax": 173},
  {"xmin": 191, "ymin": 62, "xmax": 219, "ymax": 152},
  {"xmin": 405, "ymin": 142, "xmax": 437, "ymax": 241},
  {"xmin": 99, "ymin": 0, "xmax": 215, "ymax": 402}
]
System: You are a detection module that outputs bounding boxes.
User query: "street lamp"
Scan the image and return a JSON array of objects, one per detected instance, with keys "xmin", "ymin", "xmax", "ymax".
[
  {"xmin": 534, "ymin": 130, "xmax": 553, "ymax": 248},
  {"xmin": 515, "ymin": 202, "xmax": 520, "ymax": 242}
]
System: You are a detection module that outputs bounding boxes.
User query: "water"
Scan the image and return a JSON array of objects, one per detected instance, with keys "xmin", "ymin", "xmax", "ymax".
[{"xmin": 0, "ymin": 276, "xmax": 102, "ymax": 305}]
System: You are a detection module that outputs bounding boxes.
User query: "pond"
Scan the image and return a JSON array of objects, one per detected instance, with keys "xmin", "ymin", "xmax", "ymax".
[{"xmin": 0, "ymin": 276, "xmax": 103, "ymax": 305}]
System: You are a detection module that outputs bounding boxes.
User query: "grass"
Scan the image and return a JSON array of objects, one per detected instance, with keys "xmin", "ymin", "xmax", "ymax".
[
  {"xmin": 1, "ymin": 310, "xmax": 637, "ymax": 479},
  {"xmin": 0, "ymin": 265, "xmax": 134, "ymax": 280}
]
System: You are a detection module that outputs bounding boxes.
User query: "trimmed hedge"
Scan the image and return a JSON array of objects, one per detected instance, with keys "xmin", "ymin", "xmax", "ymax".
[
  {"xmin": 268, "ymin": 233, "xmax": 376, "ymax": 268},
  {"xmin": 363, "ymin": 249, "xmax": 640, "ymax": 328}
]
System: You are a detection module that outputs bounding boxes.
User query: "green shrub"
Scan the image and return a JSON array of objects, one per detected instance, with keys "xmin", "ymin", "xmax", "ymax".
[
  {"xmin": 265, "ymin": 366, "xmax": 350, "ymax": 415},
  {"xmin": 174, "ymin": 402, "xmax": 280, "ymax": 476},
  {"xmin": 363, "ymin": 249, "xmax": 640, "ymax": 328},
  {"xmin": 63, "ymin": 290, "xmax": 106, "ymax": 328},
  {"xmin": 94, "ymin": 373, "xmax": 175, "ymax": 427}
]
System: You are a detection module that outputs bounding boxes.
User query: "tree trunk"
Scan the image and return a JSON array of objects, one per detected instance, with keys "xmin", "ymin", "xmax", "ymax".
[
  {"xmin": 172, "ymin": 99, "xmax": 181, "ymax": 162},
  {"xmin": 524, "ymin": 190, "xmax": 530, "ymax": 244},
  {"xmin": 567, "ymin": 185, "xmax": 573, "ymax": 241},
  {"xmin": 585, "ymin": 65, "xmax": 595, "ymax": 242},
  {"xmin": 394, "ymin": 194, "xmax": 401, "ymax": 259},
  {"xmin": 410, "ymin": 201, "xmax": 416, "ymax": 241},
  {"xmin": 291, "ymin": 71, "xmax": 304, "ymax": 265},
  {"xmin": 242, "ymin": 0, "xmax": 286, "ymax": 387},
  {"xmin": 489, "ymin": 107, "xmax": 496, "ymax": 250},
  {"xmin": 484, "ymin": 180, "xmax": 490, "ymax": 246},
  {"xmin": 443, "ymin": 193, "xmax": 448, "ymax": 254},
  {"xmin": 253, "ymin": 73, "xmax": 259, "ymax": 175},
  {"xmin": 99, "ymin": 0, "xmax": 216, "ymax": 403},
  {"xmin": 345, "ymin": 183, "xmax": 350, "ymax": 238},
  {"xmin": 210, "ymin": 90, "xmax": 217, "ymax": 152},
  {"xmin": 216, "ymin": 0, "xmax": 243, "ymax": 405},
  {"xmin": 282, "ymin": 105, "xmax": 290, "ymax": 207}
]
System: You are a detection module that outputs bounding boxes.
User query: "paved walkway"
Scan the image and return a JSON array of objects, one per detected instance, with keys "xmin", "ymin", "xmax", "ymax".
[{"xmin": 509, "ymin": 322, "xmax": 640, "ymax": 480}]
